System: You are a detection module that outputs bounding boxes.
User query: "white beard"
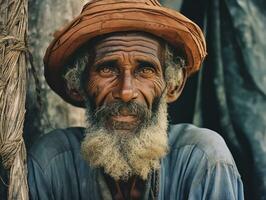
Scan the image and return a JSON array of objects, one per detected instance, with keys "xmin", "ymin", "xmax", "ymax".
[{"xmin": 81, "ymin": 97, "xmax": 169, "ymax": 181}]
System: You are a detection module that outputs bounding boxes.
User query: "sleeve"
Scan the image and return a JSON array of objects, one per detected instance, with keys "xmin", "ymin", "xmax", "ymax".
[
  {"xmin": 27, "ymin": 154, "xmax": 54, "ymax": 200},
  {"xmin": 188, "ymin": 162, "xmax": 244, "ymax": 200},
  {"xmin": 165, "ymin": 147, "xmax": 245, "ymax": 200},
  {"xmin": 166, "ymin": 126, "xmax": 245, "ymax": 200}
]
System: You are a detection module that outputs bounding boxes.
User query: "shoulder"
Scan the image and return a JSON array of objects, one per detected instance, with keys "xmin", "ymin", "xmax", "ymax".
[
  {"xmin": 28, "ymin": 127, "xmax": 85, "ymax": 170},
  {"xmin": 168, "ymin": 124, "xmax": 235, "ymax": 166},
  {"xmin": 163, "ymin": 124, "xmax": 244, "ymax": 199}
]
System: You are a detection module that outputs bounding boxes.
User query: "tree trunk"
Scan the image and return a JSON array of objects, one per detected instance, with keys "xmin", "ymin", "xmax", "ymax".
[{"xmin": 24, "ymin": 0, "xmax": 87, "ymax": 149}]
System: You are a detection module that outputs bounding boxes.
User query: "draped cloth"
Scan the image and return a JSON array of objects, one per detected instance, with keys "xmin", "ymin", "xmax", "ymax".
[{"xmin": 163, "ymin": 0, "xmax": 266, "ymax": 199}]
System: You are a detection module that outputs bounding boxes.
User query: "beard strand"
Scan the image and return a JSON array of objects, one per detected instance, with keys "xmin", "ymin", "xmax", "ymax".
[{"xmin": 81, "ymin": 96, "xmax": 169, "ymax": 181}]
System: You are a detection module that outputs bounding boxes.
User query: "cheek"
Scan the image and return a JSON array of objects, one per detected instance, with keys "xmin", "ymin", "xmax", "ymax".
[
  {"xmin": 86, "ymin": 75, "xmax": 117, "ymax": 107},
  {"xmin": 136, "ymin": 76, "xmax": 165, "ymax": 108},
  {"xmin": 152, "ymin": 77, "xmax": 166, "ymax": 96}
]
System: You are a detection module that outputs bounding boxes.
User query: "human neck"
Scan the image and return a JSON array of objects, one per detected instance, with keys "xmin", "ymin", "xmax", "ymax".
[{"xmin": 104, "ymin": 174, "xmax": 145, "ymax": 200}]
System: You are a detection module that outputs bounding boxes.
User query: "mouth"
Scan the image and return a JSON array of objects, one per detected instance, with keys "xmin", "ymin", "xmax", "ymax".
[
  {"xmin": 111, "ymin": 115, "xmax": 137, "ymax": 123},
  {"xmin": 108, "ymin": 115, "xmax": 140, "ymax": 131}
]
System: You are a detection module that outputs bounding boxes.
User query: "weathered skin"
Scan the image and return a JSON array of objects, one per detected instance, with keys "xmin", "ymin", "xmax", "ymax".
[{"xmin": 84, "ymin": 33, "xmax": 173, "ymax": 131}]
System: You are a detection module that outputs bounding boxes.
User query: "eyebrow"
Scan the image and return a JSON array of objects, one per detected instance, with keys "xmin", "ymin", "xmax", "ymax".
[
  {"xmin": 136, "ymin": 60, "xmax": 156, "ymax": 68},
  {"xmin": 93, "ymin": 58, "xmax": 118, "ymax": 69},
  {"xmin": 93, "ymin": 53, "xmax": 161, "ymax": 71},
  {"xmin": 135, "ymin": 57, "xmax": 161, "ymax": 69}
]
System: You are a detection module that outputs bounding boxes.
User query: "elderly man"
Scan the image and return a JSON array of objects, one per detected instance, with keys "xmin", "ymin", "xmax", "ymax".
[{"xmin": 27, "ymin": 0, "xmax": 244, "ymax": 199}]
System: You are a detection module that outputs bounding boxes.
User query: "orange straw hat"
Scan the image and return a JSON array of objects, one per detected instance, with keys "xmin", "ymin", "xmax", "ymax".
[{"xmin": 44, "ymin": 0, "xmax": 207, "ymax": 107}]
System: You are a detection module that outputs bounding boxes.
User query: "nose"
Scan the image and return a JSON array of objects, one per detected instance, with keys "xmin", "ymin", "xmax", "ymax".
[{"xmin": 113, "ymin": 70, "xmax": 138, "ymax": 102}]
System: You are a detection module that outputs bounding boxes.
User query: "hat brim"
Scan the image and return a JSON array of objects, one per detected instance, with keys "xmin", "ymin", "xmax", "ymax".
[{"xmin": 44, "ymin": 2, "xmax": 207, "ymax": 107}]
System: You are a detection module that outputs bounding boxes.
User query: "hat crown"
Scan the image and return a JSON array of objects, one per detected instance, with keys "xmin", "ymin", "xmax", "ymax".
[{"xmin": 82, "ymin": 0, "xmax": 162, "ymax": 12}]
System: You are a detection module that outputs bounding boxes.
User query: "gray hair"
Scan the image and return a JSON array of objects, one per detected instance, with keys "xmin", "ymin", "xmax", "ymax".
[
  {"xmin": 63, "ymin": 43, "xmax": 186, "ymax": 93},
  {"xmin": 63, "ymin": 50, "xmax": 90, "ymax": 93}
]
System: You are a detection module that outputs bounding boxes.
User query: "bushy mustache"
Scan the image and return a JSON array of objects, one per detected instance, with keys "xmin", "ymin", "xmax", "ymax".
[{"xmin": 92, "ymin": 101, "xmax": 152, "ymax": 126}]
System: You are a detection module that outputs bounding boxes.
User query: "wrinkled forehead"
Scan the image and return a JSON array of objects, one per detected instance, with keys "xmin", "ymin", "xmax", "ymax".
[{"xmin": 90, "ymin": 32, "xmax": 165, "ymax": 62}]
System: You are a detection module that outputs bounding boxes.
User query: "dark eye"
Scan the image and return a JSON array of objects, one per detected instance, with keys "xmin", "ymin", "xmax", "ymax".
[
  {"xmin": 100, "ymin": 67, "xmax": 111, "ymax": 73},
  {"xmin": 98, "ymin": 66, "xmax": 118, "ymax": 77},
  {"xmin": 139, "ymin": 67, "xmax": 155, "ymax": 75},
  {"xmin": 136, "ymin": 63, "xmax": 155, "ymax": 77}
]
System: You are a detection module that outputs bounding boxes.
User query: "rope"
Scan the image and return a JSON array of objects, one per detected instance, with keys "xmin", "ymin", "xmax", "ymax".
[
  {"xmin": 0, "ymin": 0, "xmax": 29, "ymax": 199},
  {"xmin": 0, "ymin": 139, "xmax": 23, "ymax": 169}
]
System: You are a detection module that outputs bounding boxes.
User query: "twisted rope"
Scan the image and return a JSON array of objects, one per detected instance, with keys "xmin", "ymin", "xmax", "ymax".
[{"xmin": 0, "ymin": 0, "xmax": 29, "ymax": 199}]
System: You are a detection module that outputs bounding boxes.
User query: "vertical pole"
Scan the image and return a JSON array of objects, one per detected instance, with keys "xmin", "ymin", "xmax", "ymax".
[{"xmin": 0, "ymin": 0, "xmax": 29, "ymax": 199}]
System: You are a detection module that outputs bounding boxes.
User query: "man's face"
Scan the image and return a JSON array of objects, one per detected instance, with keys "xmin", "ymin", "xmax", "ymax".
[
  {"xmin": 85, "ymin": 32, "xmax": 166, "ymax": 133},
  {"xmin": 81, "ymin": 32, "xmax": 172, "ymax": 180}
]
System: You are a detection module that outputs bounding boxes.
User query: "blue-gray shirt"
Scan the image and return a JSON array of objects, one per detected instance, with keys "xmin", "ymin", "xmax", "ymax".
[{"xmin": 28, "ymin": 124, "xmax": 244, "ymax": 199}]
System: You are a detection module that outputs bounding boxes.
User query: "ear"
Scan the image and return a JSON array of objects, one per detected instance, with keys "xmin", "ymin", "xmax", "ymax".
[
  {"xmin": 66, "ymin": 88, "xmax": 85, "ymax": 102},
  {"xmin": 166, "ymin": 68, "xmax": 188, "ymax": 103}
]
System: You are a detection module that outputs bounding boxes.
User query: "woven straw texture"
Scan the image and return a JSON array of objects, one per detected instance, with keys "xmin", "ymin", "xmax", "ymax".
[{"xmin": 0, "ymin": 0, "xmax": 29, "ymax": 199}]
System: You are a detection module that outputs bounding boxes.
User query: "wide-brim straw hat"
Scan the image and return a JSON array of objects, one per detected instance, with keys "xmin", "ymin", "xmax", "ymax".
[{"xmin": 44, "ymin": 0, "xmax": 207, "ymax": 107}]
